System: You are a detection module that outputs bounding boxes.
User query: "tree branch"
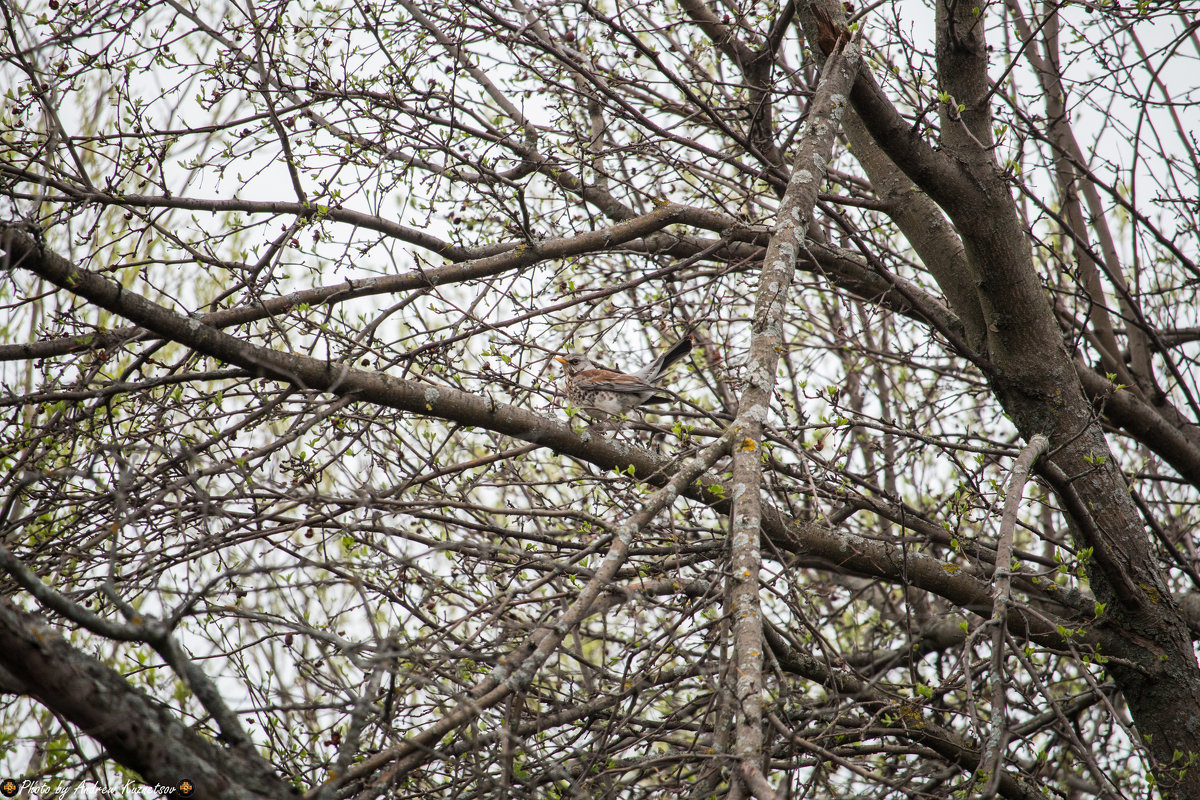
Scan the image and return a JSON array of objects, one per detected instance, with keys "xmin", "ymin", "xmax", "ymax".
[{"xmin": 0, "ymin": 599, "xmax": 291, "ymax": 800}]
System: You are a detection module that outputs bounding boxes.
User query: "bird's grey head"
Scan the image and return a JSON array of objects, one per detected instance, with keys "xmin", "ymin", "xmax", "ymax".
[{"xmin": 555, "ymin": 353, "xmax": 593, "ymax": 375}]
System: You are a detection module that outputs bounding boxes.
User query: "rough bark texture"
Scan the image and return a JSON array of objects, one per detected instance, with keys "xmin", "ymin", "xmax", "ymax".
[{"xmin": 726, "ymin": 38, "xmax": 861, "ymax": 798}]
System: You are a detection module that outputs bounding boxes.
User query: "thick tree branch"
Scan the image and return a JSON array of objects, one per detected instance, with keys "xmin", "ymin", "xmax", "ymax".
[
  {"xmin": 0, "ymin": 599, "xmax": 292, "ymax": 800},
  {"xmin": 982, "ymin": 433, "xmax": 1048, "ymax": 795},
  {"xmin": 726, "ymin": 35, "xmax": 860, "ymax": 797}
]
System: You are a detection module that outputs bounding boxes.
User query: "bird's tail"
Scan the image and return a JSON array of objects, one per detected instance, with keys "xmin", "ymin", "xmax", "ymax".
[{"xmin": 642, "ymin": 324, "xmax": 696, "ymax": 383}]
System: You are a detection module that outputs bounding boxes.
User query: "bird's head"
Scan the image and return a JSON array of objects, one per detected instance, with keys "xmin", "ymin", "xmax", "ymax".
[{"xmin": 554, "ymin": 353, "xmax": 593, "ymax": 375}]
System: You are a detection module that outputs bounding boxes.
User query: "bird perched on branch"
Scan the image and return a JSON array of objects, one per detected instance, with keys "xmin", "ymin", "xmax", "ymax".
[{"xmin": 555, "ymin": 326, "xmax": 695, "ymax": 422}]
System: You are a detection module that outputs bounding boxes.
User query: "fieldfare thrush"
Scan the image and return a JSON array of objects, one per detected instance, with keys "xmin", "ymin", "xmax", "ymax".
[{"xmin": 555, "ymin": 327, "xmax": 695, "ymax": 421}]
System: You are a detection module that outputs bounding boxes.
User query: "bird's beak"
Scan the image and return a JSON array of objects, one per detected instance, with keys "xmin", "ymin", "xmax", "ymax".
[{"xmin": 554, "ymin": 357, "xmax": 567, "ymax": 364}]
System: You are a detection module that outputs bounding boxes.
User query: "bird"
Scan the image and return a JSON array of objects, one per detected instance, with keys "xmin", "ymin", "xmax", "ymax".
[{"xmin": 555, "ymin": 326, "xmax": 695, "ymax": 422}]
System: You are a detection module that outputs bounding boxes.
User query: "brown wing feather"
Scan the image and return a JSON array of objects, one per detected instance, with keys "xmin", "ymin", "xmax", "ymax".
[{"xmin": 574, "ymin": 368, "xmax": 657, "ymax": 394}]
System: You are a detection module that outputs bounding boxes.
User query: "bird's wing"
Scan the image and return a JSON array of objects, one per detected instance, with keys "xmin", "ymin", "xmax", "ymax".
[{"xmin": 574, "ymin": 369, "xmax": 657, "ymax": 394}]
